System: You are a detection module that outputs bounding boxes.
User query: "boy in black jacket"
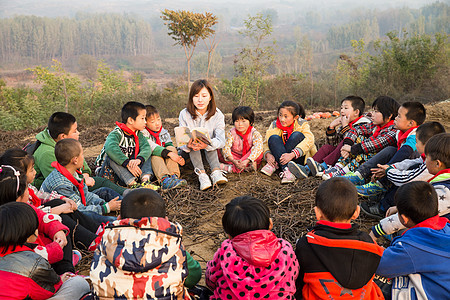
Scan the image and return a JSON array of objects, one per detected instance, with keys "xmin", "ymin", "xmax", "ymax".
[{"xmin": 295, "ymin": 177, "xmax": 384, "ymax": 299}]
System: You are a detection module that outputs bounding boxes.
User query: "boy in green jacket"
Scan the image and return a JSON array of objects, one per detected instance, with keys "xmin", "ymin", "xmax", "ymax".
[
  {"xmin": 96, "ymin": 101, "xmax": 157, "ymax": 189},
  {"xmin": 33, "ymin": 112, "xmax": 126, "ymax": 195}
]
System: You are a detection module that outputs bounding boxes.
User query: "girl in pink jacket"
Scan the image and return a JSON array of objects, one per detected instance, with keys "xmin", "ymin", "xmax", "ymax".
[{"xmin": 206, "ymin": 196, "xmax": 299, "ymax": 299}]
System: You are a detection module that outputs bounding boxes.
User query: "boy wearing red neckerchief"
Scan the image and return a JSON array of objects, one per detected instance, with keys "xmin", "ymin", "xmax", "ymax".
[
  {"xmin": 323, "ymin": 96, "xmax": 400, "ymax": 180},
  {"xmin": 141, "ymin": 105, "xmax": 187, "ymax": 191},
  {"xmin": 42, "ymin": 138, "xmax": 121, "ymax": 224},
  {"xmin": 343, "ymin": 101, "xmax": 426, "ymax": 202},
  {"xmin": 295, "ymin": 177, "xmax": 384, "ymax": 300},
  {"xmin": 369, "ymin": 133, "xmax": 450, "ymax": 241},
  {"xmin": 289, "ymin": 96, "xmax": 370, "ymax": 179},
  {"xmin": 376, "ymin": 181, "xmax": 450, "ymax": 300},
  {"xmin": 96, "ymin": 101, "xmax": 157, "ymax": 189}
]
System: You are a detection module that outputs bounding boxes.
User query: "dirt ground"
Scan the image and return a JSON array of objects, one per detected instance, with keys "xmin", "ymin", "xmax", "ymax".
[{"xmin": 0, "ymin": 101, "xmax": 449, "ymax": 279}]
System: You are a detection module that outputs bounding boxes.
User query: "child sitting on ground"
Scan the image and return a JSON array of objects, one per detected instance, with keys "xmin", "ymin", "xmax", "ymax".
[
  {"xmin": 0, "ymin": 165, "xmax": 74, "ymax": 275},
  {"xmin": 96, "ymin": 101, "xmax": 158, "ymax": 189},
  {"xmin": 261, "ymin": 100, "xmax": 316, "ymax": 183},
  {"xmin": 32, "ymin": 111, "xmax": 126, "ymax": 195},
  {"xmin": 295, "ymin": 177, "xmax": 384, "ymax": 299},
  {"xmin": 370, "ymin": 132, "xmax": 450, "ymax": 239},
  {"xmin": 361, "ymin": 122, "xmax": 445, "ymax": 219},
  {"xmin": 1, "ymin": 148, "xmax": 101, "ymax": 251},
  {"xmin": 42, "ymin": 138, "xmax": 121, "ymax": 224},
  {"xmin": 90, "ymin": 188, "xmax": 201, "ymax": 299},
  {"xmin": 219, "ymin": 106, "xmax": 264, "ymax": 173},
  {"xmin": 343, "ymin": 101, "xmax": 426, "ymax": 197},
  {"xmin": 323, "ymin": 96, "xmax": 399, "ymax": 180},
  {"xmin": 289, "ymin": 95, "xmax": 370, "ymax": 179},
  {"xmin": 142, "ymin": 105, "xmax": 187, "ymax": 190},
  {"xmin": 0, "ymin": 202, "xmax": 90, "ymax": 299},
  {"xmin": 178, "ymin": 79, "xmax": 228, "ymax": 190},
  {"xmin": 376, "ymin": 181, "xmax": 450, "ymax": 299},
  {"xmin": 206, "ymin": 196, "xmax": 298, "ymax": 299}
]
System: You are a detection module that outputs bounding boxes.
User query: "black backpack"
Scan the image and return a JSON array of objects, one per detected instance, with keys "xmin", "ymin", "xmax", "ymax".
[{"xmin": 23, "ymin": 140, "xmax": 42, "ymax": 155}]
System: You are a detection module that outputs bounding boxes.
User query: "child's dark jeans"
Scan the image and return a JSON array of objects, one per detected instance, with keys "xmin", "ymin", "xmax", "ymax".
[
  {"xmin": 98, "ymin": 155, "xmax": 153, "ymax": 186},
  {"xmin": 268, "ymin": 132, "xmax": 306, "ymax": 170}
]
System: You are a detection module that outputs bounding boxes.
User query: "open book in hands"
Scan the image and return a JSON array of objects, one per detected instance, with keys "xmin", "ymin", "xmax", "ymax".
[{"xmin": 174, "ymin": 126, "xmax": 212, "ymax": 147}]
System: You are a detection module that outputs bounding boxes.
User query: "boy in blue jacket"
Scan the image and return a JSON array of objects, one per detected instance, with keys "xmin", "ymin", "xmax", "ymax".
[{"xmin": 376, "ymin": 181, "xmax": 450, "ymax": 300}]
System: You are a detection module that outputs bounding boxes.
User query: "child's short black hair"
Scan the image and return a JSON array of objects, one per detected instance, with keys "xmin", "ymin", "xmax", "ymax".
[
  {"xmin": 55, "ymin": 138, "xmax": 82, "ymax": 166},
  {"xmin": 121, "ymin": 189, "xmax": 166, "ymax": 219},
  {"xmin": 278, "ymin": 101, "xmax": 306, "ymax": 119},
  {"xmin": 232, "ymin": 106, "xmax": 255, "ymax": 125},
  {"xmin": 402, "ymin": 101, "xmax": 426, "ymax": 125},
  {"xmin": 222, "ymin": 196, "xmax": 270, "ymax": 238},
  {"xmin": 341, "ymin": 95, "xmax": 365, "ymax": 116},
  {"xmin": 0, "ymin": 148, "xmax": 34, "ymax": 173},
  {"xmin": 145, "ymin": 105, "xmax": 159, "ymax": 119},
  {"xmin": 48, "ymin": 112, "xmax": 77, "ymax": 140},
  {"xmin": 121, "ymin": 101, "xmax": 146, "ymax": 124},
  {"xmin": 395, "ymin": 181, "xmax": 438, "ymax": 225},
  {"xmin": 0, "ymin": 166, "xmax": 27, "ymax": 205},
  {"xmin": 424, "ymin": 133, "xmax": 450, "ymax": 167},
  {"xmin": 315, "ymin": 177, "xmax": 358, "ymax": 222},
  {"xmin": 372, "ymin": 96, "xmax": 400, "ymax": 122},
  {"xmin": 416, "ymin": 122, "xmax": 446, "ymax": 145},
  {"xmin": 0, "ymin": 202, "xmax": 39, "ymax": 254}
]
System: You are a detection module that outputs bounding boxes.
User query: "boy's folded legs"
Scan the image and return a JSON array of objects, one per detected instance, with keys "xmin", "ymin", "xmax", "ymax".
[
  {"xmin": 92, "ymin": 187, "xmax": 122, "ymax": 202},
  {"xmin": 355, "ymin": 146, "xmax": 398, "ymax": 181},
  {"xmin": 82, "ymin": 211, "xmax": 116, "ymax": 224},
  {"xmin": 89, "ymin": 176, "xmax": 127, "ymax": 195},
  {"xmin": 102, "ymin": 155, "xmax": 155, "ymax": 187}
]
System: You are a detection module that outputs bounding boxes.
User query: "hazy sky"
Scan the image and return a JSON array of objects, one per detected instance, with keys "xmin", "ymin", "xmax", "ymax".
[{"xmin": 0, "ymin": 0, "xmax": 438, "ymax": 18}]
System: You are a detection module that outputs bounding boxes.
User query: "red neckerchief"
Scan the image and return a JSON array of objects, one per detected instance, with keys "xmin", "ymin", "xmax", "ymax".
[
  {"xmin": 0, "ymin": 245, "xmax": 33, "ymax": 257},
  {"xmin": 421, "ymin": 153, "xmax": 426, "ymax": 162},
  {"xmin": 427, "ymin": 168, "xmax": 450, "ymax": 183},
  {"xmin": 317, "ymin": 220, "xmax": 352, "ymax": 229},
  {"xmin": 276, "ymin": 118, "xmax": 294, "ymax": 143},
  {"xmin": 28, "ymin": 187, "xmax": 41, "ymax": 207},
  {"xmin": 403, "ymin": 215, "xmax": 449, "ymax": 235},
  {"xmin": 116, "ymin": 121, "xmax": 139, "ymax": 159},
  {"xmin": 235, "ymin": 126, "xmax": 253, "ymax": 155},
  {"xmin": 51, "ymin": 161, "xmax": 86, "ymax": 205},
  {"xmin": 373, "ymin": 120, "xmax": 394, "ymax": 138},
  {"xmin": 348, "ymin": 116, "xmax": 363, "ymax": 129},
  {"xmin": 397, "ymin": 126, "xmax": 418, "ymax": 149},
  {"xmin": 146, "ymin": 126, "xmax": 163, "ymax": 146}
]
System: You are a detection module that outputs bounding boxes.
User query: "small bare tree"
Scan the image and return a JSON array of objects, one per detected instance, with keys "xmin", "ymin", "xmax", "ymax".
[{"xmin": 161, "ymin": 9, "xmax": 217, "ymax": 87}]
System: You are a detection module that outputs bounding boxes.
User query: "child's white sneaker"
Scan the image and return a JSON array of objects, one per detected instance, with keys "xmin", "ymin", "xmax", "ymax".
[
  {"xmin": 210, "ymin": 169, "xmax": 228, "ymax": 185},
  {"xmin": 260, "ymin": 163, "xmax": 276, "ymax": 176},
  {"xmin": 195, "ymin": 168, "xmax": 212, "ymax": 191},
  {"xmin": 280, "ymin": 168, "xmax": 295, "ymax": 184}
]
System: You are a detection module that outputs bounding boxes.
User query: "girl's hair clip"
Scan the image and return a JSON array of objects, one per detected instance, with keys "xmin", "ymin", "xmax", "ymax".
[{"xmin": 0, "ymin": 165, "xmax": 20, "ymax": 193}]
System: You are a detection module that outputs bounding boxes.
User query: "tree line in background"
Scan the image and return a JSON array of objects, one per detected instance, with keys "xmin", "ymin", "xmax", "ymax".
[
  {"xmin": 326, "ymin": 2, "xmax": 448, "ymax": 49},
  {"xmin": 0, "ymin": 13, "xmax": 153, "ymax": 61},
  {"xmin": 0, "ymin": 2, "xmax": 447, "ymax": 66}
]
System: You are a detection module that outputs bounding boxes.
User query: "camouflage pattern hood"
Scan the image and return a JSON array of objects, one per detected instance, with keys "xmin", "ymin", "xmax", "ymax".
[{"xmin": 90, "ymin": 217, "xmax": 190, "ymax": 299}]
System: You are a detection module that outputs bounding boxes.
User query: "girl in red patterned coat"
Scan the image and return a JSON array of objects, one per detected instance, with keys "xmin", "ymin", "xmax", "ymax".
[{"xmin": 206, "ymin": 196, "xmax": 299, "ymax": 299}]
